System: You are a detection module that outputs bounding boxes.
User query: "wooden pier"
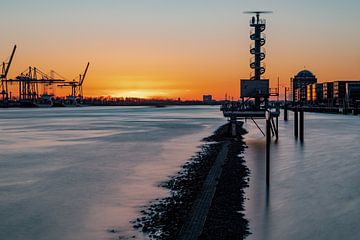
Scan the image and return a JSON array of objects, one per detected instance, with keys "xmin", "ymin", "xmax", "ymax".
[{"xmin": 221, "ymin": 103, "xmax": 280, "ymax": 186}]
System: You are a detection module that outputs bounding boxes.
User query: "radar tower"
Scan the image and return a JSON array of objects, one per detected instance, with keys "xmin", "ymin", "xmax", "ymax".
[{"xmin": 242, "ymin": 11, "xmax": 272, "ymax": 109}]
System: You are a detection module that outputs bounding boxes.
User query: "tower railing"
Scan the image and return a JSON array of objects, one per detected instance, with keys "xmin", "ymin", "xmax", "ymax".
[
  {"xmin": 249, "ymin": 45, "xmax": 266, "ymax": 54},
  {"xmin": 249, "ymin": 17, "xmax": 267, "ymax": 81},
  {"xmin": 250, "ymin": 31, "xmax": 266, "ymax": 40},
  {"xmin": 249, "ymin": 19, "xmax": 266, "ymax": 25}
]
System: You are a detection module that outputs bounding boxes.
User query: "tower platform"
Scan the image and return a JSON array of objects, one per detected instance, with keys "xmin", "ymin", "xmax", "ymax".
[{"xmin": 222, "ymin": 109, "xmax": 280, "ymax": 119}]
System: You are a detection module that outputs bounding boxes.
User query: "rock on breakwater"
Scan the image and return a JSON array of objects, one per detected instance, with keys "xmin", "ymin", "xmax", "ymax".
[{"xmin": 132, "ymin": 123, "xmax": 250, "ymax": 240}]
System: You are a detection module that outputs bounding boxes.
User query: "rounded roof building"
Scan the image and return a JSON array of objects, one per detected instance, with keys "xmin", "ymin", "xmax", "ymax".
[
  {"xmin": 291, "ymin": 69, "xmax": 317, "ymax": 102},
  {"xmin": 295, "ymin": 69, "xmax": 315, "ymax": 78}
]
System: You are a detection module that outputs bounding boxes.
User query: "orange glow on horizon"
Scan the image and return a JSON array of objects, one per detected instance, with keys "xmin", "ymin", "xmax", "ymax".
[
  {"xmin": 2, "ymin": 1, "xmax": 360, "ymax": 101},
  {"xmin": 109, "ymin": 90, "xmax": 170, "ymax": 99}
]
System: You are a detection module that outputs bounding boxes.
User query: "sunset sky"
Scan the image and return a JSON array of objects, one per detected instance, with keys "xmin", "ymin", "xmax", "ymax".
[{"xmin": 1, "ymin": 0, "xmax": 360, "ymax": 100}]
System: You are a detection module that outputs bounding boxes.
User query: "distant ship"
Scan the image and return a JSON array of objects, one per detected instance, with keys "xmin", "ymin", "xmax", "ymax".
[
  {"xmin": 18, "ymin": 94, "xmax": 85, "ymax": 108},
  {"xmin": 37, "ymin": 94, "xmax": 56, "ymax": 108},
  {"xmin": 63, "ymin": 95, "xmax": 84, "ymax": 107},
  {"xmin": 154, "ymin": 104, "xmax": 166, "ymax": 108}
]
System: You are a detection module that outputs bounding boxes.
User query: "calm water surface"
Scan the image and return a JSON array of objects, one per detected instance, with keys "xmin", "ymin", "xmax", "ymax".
[
  {"xmin": 0, "ymin": 106, "xmax": 224, "ymax": 240},
  {"xmin": 244, "ymin": 111, "xmax": 360, "ymax": 240},
  {"xmin": 2, "ymin": 107, "xmax": 360, "ymax": 240}
]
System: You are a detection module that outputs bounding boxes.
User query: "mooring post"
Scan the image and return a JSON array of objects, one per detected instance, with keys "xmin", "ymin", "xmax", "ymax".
[
  {"xmin": 284, "ymin": 87, "xmax": 288, "ymax": 121},
  {"xmin": 275, "ymin": 104, "xmax": 279, "ymax": 140},
  {"xmin": 266, "ymin": 111, "xmax": 271, "ymax": 187},
  {"xmin": 299, "ymin": 108, "xmax": 304, "ymax": 143},
  {"xmin": 294, "ymin": 108, "xmax": 298, "ymax": 139},
  {"xmin": 275, "ymin": 116, "xmax": 279, "ymax": 140}
]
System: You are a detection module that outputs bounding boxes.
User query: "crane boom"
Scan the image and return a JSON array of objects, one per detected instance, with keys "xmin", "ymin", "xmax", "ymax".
[
  {"xmin": 3, "ymin": 45, "xmax": 17, "ymax": 79},
  {"xmin": 79, "ymin": 62, "xmax": 89, "ymax": 86}
]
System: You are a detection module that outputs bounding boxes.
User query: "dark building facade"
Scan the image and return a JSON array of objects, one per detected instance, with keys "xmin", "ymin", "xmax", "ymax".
[
  {"xmin": 334, "ymin": 80, "xmax": 360, "ymax": 100},
  {"xmin": 315, "ymin": 83, "xmax": 323, "ymax": 102},
  {"xmin": 323, "ymin": 82, "xmax": 334, "ymax": 101},
  {"xmin": 294, "ymin": 78, "xmax": 360, "ymax": 106},
  {"xmin": 291, "ymin": 69, "xmax": 317, "ymax": 103},
  {"xmin": 333, "ymin": 81, "xmax": 348, "ymax": 100},
  {"xmin": 307, "ymin": 83, "xmax": 323, "ymax": 103},
  {"xmin": 346, "ymin": 82, "xmax": 360, "ymax": 104},
  {"xmin": 306, "ymin": 84, "xmax": 314, "ymax": 102}
]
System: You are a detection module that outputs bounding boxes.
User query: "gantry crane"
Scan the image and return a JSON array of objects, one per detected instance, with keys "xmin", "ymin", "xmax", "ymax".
[
  {"xmin": 58, "ymin": 62, "xmax": 89, "ymax": 103},
  {"xmin": 1, "ymin": 45, "xmax": 17, "ymax": 102},
  {"xmin": 4, "ymin": 66, "xmax": 66, "ymax": 107},
  {"xmin": 15, "ymin": 67, "xmax": 66, "ymax": 101}
]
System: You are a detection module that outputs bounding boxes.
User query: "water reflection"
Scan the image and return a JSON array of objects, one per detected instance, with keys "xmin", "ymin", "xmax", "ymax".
[
  {"xmin": 0, "ymin": 106, "xmax": 225, "ymax": 240},
  {"xmin": 245, "ymin": 112, "xmax": 360, "ymax": 240}
]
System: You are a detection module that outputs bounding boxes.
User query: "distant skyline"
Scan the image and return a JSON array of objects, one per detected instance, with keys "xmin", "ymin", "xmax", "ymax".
[{"xmin": 1, "ymin": 0, "xmax": 360, "ymax": 99}]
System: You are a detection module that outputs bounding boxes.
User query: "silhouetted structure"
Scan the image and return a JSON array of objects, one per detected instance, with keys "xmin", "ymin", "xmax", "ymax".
[
  {"xmin": 322, "ymin": 82, "xmax": 333, "ymax": 102},
  {"xmin": 291, "ymin": 69, "xmax": 317, "ymax": 103},
  {"xmin": 1, "ymin": 45, "xmax": 16, "ymax": 103},
  {"xmin": 222, "ymin": 11, "xmax": 279, "ymax": 187},
  {"xmin": 203, "ymin": 95, "xmax": 213, "ymax": 104},
  {"xmin": 0, "ymin": 45, "xmax": 91, "ymax": 107},
  {"xmin": 58, "ymin": 62, "xmax": 89, "ymax": 105},
  {"xmin": 306, "ymin": 83, "xmax": 323, "ymax": 104},
  {"xmin": 346, "ymin": 82, "xmax": 360, "ymax": 103},
  {"xmin": 241, "ymin": 11, "xmax": 273, "ymax": 110}
]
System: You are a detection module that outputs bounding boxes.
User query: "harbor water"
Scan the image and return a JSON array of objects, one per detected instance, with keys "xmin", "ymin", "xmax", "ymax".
[
  {"xmin": 1, "ymin": 107, "xmax": 360, "ymax": 240},
  {"xmin": 0, "ymin": 106, "xmax": 224, "ymax": 240},
  {"xmin": 244, "ymin": 111, "xmax": 360, "ymax": 240}
]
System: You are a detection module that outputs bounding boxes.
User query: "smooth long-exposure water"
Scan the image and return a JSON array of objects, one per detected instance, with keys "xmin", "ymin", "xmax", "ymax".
[
  {"xmin": 0, "ymin": 106, "xmax": 224, "ymax": 240},
  {"xmin": 2, "ymin": 107, "xmax": 360, "ymax": 240},
  {"xmin": 244, "ymin": 111, "xmax": 360, "ymax": 240}
]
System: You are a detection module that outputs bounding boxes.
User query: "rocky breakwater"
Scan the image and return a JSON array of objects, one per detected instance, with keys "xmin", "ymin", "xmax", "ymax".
[{"xmin": 132, "ymin": 122, "xmax": 250, "ymax": 240}]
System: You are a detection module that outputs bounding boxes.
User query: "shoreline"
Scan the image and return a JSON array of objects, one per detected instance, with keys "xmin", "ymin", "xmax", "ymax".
[
  {"xmin": 199, "ymin": 125, "xmax": 250, "ymax": 239},
  {"xmin": 132, "ymin": 122, "xmax": 250, "ymax": 239}
]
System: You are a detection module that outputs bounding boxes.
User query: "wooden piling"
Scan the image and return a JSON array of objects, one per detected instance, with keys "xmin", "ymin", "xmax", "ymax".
[
  {"xmin": 275, "ymin": 116, "xmax": 279, "ymax": 140},
  {"xmin": 266, "ymin": 111, "xmax": 271, "ymax": 187},
  {"xmin": 294, "ymin": 108, "xmax": 298, "ymax": 139},
  {"xmin": 284, "ymin": 87, "xmax": 288, "ymax": 121},
  {"xmin": 299, "ymin": 109, "xmax": 304, "ymax": 143}
]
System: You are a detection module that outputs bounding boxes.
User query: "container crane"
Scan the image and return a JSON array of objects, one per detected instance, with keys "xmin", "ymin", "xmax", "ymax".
[
  {"xmin": 1, "ymin": 45, "xmax": 17, "ymax": 102},
  {"xmin": 58, "ymin": 62, "xmax": 89, "ymax": 104},
  {"xmin": 9, "ymin": 66, "xmax": 66, "ymax": 104}
]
